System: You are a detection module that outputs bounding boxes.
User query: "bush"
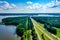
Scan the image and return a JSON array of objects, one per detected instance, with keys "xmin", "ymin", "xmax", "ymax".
[
  {"xmin": 16, "ymin": 28, "xmax": 25, "ymax": 37},
  {"xmin": 28, "ymin": 18, "xmax": 34, "ymax": 30},
  {"xmin": 44, "ymin": 24, "xmax": 57, "ymax": 34},
  {"xmin": 16, "ymin": 24, "xmax": 25, "ymax": 37},
  {"xmin": 31, "ymin": 27, "xmax": 38, "ymax": 40}
]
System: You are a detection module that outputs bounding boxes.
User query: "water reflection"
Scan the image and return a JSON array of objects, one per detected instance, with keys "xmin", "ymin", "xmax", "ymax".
[
  {"xmin": 0, "ymin": 16, "xmax": 20, "ymax": 22},
  {"xmin": 0, "ymin": 25, "xmax": 17, "ymax": 40},
  {"xmin": 0, "ymin": 15, "xmax": 21, "ymax": 40}
]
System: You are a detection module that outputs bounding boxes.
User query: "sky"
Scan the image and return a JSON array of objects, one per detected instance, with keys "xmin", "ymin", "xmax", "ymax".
[{"xmin": 0, "ymin": 0, "xmax": 60, "ymax": 13}]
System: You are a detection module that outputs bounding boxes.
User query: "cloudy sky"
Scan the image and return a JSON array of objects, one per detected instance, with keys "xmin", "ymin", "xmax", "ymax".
[{"xmin": 0, "ymin": 0, "xmax": 60, "ymax": 13}]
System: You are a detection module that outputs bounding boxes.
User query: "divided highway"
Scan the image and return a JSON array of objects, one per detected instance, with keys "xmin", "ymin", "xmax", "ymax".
[{"xmin": 31, "ymin": 18, "xmax": 60, "ymax": 40}]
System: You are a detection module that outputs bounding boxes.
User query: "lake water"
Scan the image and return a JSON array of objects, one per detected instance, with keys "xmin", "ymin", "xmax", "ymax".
[
  {"xmin": 0, "ymin": 16, "xmax": 21, "ymax": 40},
  {"xmin": 0, "ymin": 25, "xmax": 17, "ymax": 40}
]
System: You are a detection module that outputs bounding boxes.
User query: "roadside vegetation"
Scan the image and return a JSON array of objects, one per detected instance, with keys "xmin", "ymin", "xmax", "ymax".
[
  {"xmin": 0, "ymin": 22, "xmax": 4, "ymax": 25},
  {"xmin": 33, "ymin": 17, "xmax": 60, "ymax": 38}
]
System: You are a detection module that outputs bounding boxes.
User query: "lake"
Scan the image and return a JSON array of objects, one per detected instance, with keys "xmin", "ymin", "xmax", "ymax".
[
  {"xmin": 0, "ymin": 25, "xmax": 17, "ymax": 40},
  {"xmin": 0, "ymin": 16, "xmax": 21, "ymax": 40}
]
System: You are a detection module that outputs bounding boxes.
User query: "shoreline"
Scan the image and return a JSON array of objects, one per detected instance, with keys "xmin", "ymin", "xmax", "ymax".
[{"xmin": 0, "ymin": 22, "xmax": 4, "ymax": 25}]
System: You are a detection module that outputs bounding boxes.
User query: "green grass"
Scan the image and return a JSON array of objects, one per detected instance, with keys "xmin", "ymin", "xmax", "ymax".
[
  {"xmin": 35, "ymin": 24, "xmax": 51, "ymax": 40},
  {"xmin": 43, "ymin": 34, "xmax": 50, "ymax": 40},
  {"xmin": 38, "ymin": 22, "xmax": 58, "ymax": 40},
  {"xmin": 35, "ymin": 26, "xmax": 51, "ymax": 40},
  {"xmin": 24, "ymin": 30, "xmax": 31, "ymax": 40},
  {"xmin": 54, "ymin": 28, "xmax": 60, "ymax": 38},
  {"xmin": 23, "ymin": 18, "xmax": 32, "ymax": 40},
  {"xmin": 56, "ymin": 28, "xmax": 60, "ymax": 38},
  {"xmin": 31, "ymin": 18, "xmax": 58, "ymax": 40},
  {"xmin": 37, "ymin": 19, "xmax": 60, "ymax": 39},
  {"xmin": 35, "ymin": 27, "xmax": 43, "ymax": 40},
  {"xmin": 38, "ymin": 22, "xmax": 44, "ymax": 28}
]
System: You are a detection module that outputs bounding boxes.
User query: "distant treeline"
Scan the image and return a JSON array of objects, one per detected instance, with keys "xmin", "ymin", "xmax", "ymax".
[
  {"xmin": 2, "ymin": 17, "xmax": 27, "ymax": 25},
  {"xmin": 33, "ymin": 17, "xmax": 60, "ymax": 28}
]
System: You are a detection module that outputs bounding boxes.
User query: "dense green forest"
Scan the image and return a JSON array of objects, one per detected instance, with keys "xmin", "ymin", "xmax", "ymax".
[
  {"xmin": 33, "ymin": 17, "xmax": 60, "ymax": 28},
  {"xmin": 2, "ymin": 17, "xmax": 27, "ymax": 25}
]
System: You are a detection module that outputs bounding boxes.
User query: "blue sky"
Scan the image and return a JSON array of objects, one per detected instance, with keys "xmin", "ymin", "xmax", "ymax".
[
  {"xmin": 1, "ymin": 0, "xmax": 52, "ymax": 3},
  {"xmin": 0, "ymin": 0, "xmax": 60, "ymax": 13},
  {"xmin": 0, "ymin": 0, "xmax": 53, "ymax": 6}
]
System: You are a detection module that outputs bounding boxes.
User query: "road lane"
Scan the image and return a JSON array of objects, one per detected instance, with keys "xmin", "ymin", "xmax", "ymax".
[{"xmin": 31, "ymin": 18, "xmax": 58, "ymax": 40}]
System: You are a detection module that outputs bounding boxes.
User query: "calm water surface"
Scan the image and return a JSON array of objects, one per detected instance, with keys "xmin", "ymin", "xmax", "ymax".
[
  {"xmin": 0, "ymin": 25, "xmax": 17, "ymax": 40},
  {"xmin": 0, "ymin": 16, "xmax": 21, "ymax": 40}
]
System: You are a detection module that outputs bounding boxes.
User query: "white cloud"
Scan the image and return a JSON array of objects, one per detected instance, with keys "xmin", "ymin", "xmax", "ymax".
[
  {"xmin": 55, "ymin": 1, "xmax": 60, "ymax": 7},
  {"xmin": 27, "ymin": 6, "xmax": 32, "ymax": 9},
  {"xmin": 32, "ymin": 3, "xmax": 42, "ymax": 9},
  {"xmin": 41, "ymin": 1, "xmax": 55, "ymax": 10},
  {"xmin": 24, "ymin": 1, "xmax": 60, "ymax": 13},
  {"xmin": 26, "ymin": 2, "xmax": 42, "ymax": 10},
  {"xmin": 0, "ymin": 1, "xmax": 16, "ymax": 11},
  {"xmin": 26, "ymin": 0, "xmax": 60, "ymax": 10},
  {"xmin": 46, "ymin": 1, "xmax": 55, "ymax": 8},
  {"xmin": 46, "ymin": 0, "xmax": 60, "ymax": 8},
  {"xmin": 0, "ymin": 8, "xmax": 60, "ymax": 13},
  {"xmin": 0, "ymin": 1, "xmax": 60, "ymax": 13},
  {"xmin": 0, "ymin": 8, "xmax": 3, "ymax": 11},
  {"xmin": 11, "ymin": 4, "xmax": 16, "ymax": 8},
  {"xmin": 27, "ymin": 1, "xmax": 32, "ymax": 4}
]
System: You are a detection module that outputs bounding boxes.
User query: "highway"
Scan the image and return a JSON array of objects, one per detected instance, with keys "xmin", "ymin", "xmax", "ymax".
[{"xmin": 31, "ymin": 18, "xmax": 60, "ymax": 40}]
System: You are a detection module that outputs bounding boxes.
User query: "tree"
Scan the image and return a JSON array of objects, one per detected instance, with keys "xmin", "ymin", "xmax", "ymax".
[{"xmin": 16, "ymin": 24, "xmax": 25, "ymax": 37}]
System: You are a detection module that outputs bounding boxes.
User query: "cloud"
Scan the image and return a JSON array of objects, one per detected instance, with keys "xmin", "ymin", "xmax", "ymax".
[
  {"xmin": 0, "ymin": 1, "xmax": 60, "ymax": 13},
  {"xmin": 0, "ymin": 8, "xmax": 3, "ymax": 11},
  {"xmin": 27, "ymin": 6, "xmax": 32, "ymax": 9},
  {"xmin": 55, "ymin": 1, "xmax": 60, "ymax": 7},
  {"xmin": 42, "ymin": 1, "xmax": 55, "ymax": 10},
  {"xmin": 27, "ymin": 1, "xmax": 33, "ymax": 4},
  {"xmin": 46, "ymin": 0, "xmax": 60, "ymax": 8},
  {"xmin": 27, "ymin": 2, "xmax": 42, "ymax": 10},
  {"xmin": 0, "ymin": 7, "xmax": 60, "ymax": 13},
  {"xmin": 0, "ymin": 1, "xmax": 16, "ymax": 11},
  {"xmin": 32, "ymin": 3, "xmax": 42, "ymax": 9},
  {"xmin": 45, "ymin": 1, "xmax": 55, "ymax": 8},
  {"xmin": 26, "ymin": 0, "xmax": 60, "ymax": 10}
]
